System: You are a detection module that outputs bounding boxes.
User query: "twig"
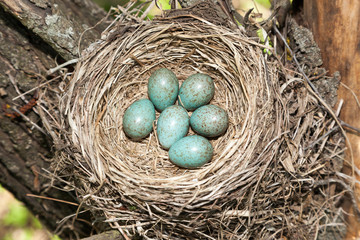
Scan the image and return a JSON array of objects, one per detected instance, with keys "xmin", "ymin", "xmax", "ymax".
[
  {"xmin": 340, "ymin": 120, "xmax": 360, "ymax": 133},
  {"xmin": 11, "ymin": 106, "xmax": 48, "ymax": 136},
  {"xmin": 6, "ymin": 70, "xmax": 26, "ymax": 102},
  {"xmin": 27, "ymin": 193, "xmax": 79, "ymax": 206},
  {"xmin": 340, "ymin": 82, "xmax": 360, "ymax": 109},
  {"xmin": 272, "ymin": 24, "xmax": 360, "ymax": 136},
  {"xmin": 313, "ymin": 178, "xmax": 360, "ymax": 222},
  {"xmin": 77, "ymin": 9, "xmax": 112, "ymax": 57},
  {"xmin": 12, "ymin": 76, "xmax": 61, "ymax": 101},
  {"xmin": 272, "ymin": 23, "xmax": 320, "ymax": 98},
  {"xmin": 305, "ymin": 99, "xmax": 343, "ymax": 150},
  {"xmin": 113, "ymin": 222, "xmax": 132, "ymax": 240},
  {"xmin": 46, "ymin": 58, "xmax": 79, "ymax": 75},
  {"xmin": 272, "ymin": 23, "xmax": 356, "ymax": 180},
  {"xmin": 304, "ymin": 126, "xmax": 340, "ymax": 151},
  {"xmin": 140, "ymin": 0, "xmax": 155, "ymax": 20}
]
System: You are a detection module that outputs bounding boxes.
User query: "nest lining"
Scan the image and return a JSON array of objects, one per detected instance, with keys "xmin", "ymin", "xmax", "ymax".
[
  {"xmin": 67, "ymin": 21, "xmax": 265, "ymax": 201},
  {"xmin": 41, "ymin": 18, "xmax": 346, "ymax": 239}
]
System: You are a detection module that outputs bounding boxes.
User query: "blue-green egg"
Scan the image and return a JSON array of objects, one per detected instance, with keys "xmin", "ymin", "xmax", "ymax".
[
  {"xmin": 190, "ymin": 104, "xmax": 229, "ymax": 138},
  {"xmin": 157, "ymin": 105, "xmax": 189, "ymax": 149},
  {"xmin": 169, "ymin": 135, "xmax": 213, "ymax": 168},
  {"xmin": 122, "ymin": 99, "xmax": 156, "ymax": 140},
  {"xmin": 179, "ymin": 73, "xmax": 215, "ymax": 111},
  {"xmin": 148, "ymin": 68, "xmax": 179, "ymax": 112}
]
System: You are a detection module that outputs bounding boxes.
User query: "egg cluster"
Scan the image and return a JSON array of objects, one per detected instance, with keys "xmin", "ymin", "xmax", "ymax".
[{"xmin": 122, "ymin": 68, "xmax": 229, "ymax": 169}]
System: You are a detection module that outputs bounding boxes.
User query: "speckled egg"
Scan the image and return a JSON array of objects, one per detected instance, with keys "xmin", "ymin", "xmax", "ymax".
[
  {"xmin": 148, "ymin": 68, "xmax": 179, "ymax": 112},
  {"xmin": 169, "ymin": 135, "xmax": 213, "ymax": 168},
  {"xmin": 122, "ymin": 99, "xmax": 156, "ymax": 140},
  {"xmin": 190, "ymin": 105, "xmax": 229, "ymax": 138},
  {"xmin": 157, "ymin": 105, "xmax": 189, "ymax": 149},
  {"xmin": 179, "ymin": 73, "xmax": 215, "ymax": 111}
]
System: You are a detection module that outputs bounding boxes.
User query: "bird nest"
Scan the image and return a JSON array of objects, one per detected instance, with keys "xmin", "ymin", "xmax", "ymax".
[{"xmin": 39, "ymin": 10, "xmax": 350, "ymax": 240}]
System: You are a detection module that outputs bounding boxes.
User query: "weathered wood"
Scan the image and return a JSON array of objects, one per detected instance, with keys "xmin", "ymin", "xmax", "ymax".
[
  {"xmin": 0, "ymin": 0, "xmax": 107, "ymax": 238},
  {"xmin": 303, "ymin": 0, "xmax": 360, "ymax": 237},
  {"xmin": 0, "ymin": 0, "xmax": 107, "ymax": 60}
]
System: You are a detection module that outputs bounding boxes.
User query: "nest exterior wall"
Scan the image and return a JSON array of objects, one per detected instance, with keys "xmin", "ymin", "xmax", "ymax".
[{"xmin": 42, "ymin": 19, "xmax": 346, "ymax": 239}]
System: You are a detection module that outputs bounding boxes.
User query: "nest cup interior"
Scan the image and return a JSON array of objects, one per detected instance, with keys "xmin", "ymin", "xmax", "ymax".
[
  {"xmin": 67, "ymin": 22, "xmax": 274, "ymax": 207},
  {"xmin": 72, "ymin": 24, "xmax": 269, "ymax": 204}
]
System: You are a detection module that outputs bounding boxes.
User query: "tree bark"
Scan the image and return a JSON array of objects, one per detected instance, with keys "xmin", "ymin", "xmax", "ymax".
[
  {"xmin": 303, "ymin": 0, "xmax": 360, "ymax": 238},
  {"xmin": 0, "ymin": 0, "xmax": 108, "ymax": 238},
  {"xmin": 80, "ymin": 230, "xmax": 123, "ymax": 240},
  {"xmin": 0, "ymin": 0, "xmax": 107, "ymax": 59}
]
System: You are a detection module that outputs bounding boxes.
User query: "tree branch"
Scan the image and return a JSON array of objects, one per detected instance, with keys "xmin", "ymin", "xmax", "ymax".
[
  {"xmin": 0, "ymin": 0, "xmax": 107, "ymax": 60},
  {"xmin": 0, "ymin": 0, "xmax": 108, "ymax": 238}
]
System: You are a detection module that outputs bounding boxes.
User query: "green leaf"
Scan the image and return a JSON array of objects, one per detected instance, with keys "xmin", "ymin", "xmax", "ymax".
[
  {"xmin": 158, "ymin": 0, "xmax": 171, "ymax": 10},
  {"xmin": 31, "ymin": 216, "xmax": 43, "ymax": 229},
  {"xmin": 256, "ymin": 28, "xmax": 273, "ymax": 55},
  {"xmin": 2, "ymin": 229, "xmax": 33, "ymax": 240},
  {"xmin": 23, "ymin": 229, "xmax": 34, "ymax": 240},
  {"xmin": 3, "ymin": 233, "xmax": 13, "ymax": 240},
  {"xmin": 2, "ymin": 203, "xmax": 30, "ymax": 227},
  {"xmin": 255, "ymin": 0, "xmax": 271, "ymax": 8},
  {"xmin": 51, "ymin": 234, "xmax": 62, "ymax": 240}
]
